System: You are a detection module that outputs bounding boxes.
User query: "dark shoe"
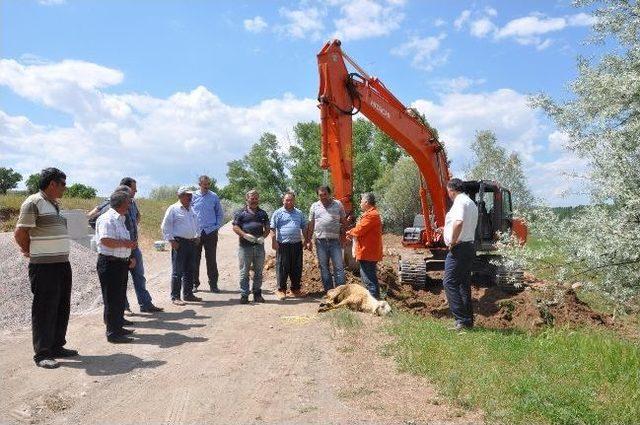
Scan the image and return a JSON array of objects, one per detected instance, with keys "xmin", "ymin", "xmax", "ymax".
[
  {"xmin": 240, "ymin": 294, "xmax": 249, "ymax": 304},
  {"xmin": 117, "ymin": 328, "xmax": 135, "ymax": 335},
  {"xmin": 140, "ymin": 304, "xmax": 164, "ymax": 313},
  {"xmin": 123, "ymin": 319, "xmax": 134, "ymax": 326},
  {"xmin": 183, "ymin": 295, "xmax": 202, "ymax": 302},
  {"xmin": 210, "ymin": 284, "xmax": 221, "ymax": 293},
  {"xmin": 36, "ymin": 358, "xmax": 59, "ymax": 369},
  {"xmin": 52, "ymin": 347, "xmax": 79, "ymax": 358},
  {"xmin": 254, "ymin": 294, "xmax": 265, "ymax": 303},
  {"xmin": 107, "ymin": 335, "xmax": 133, "ymax": 344}
]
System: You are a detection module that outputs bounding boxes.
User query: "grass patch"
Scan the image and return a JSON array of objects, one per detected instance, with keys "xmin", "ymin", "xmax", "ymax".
[
  {"xmin": 387, "ymin": 311, "xmax": 640, "ymax": 424},
  {"xmin": 323, "ymin": 309, "xmax": 363, "ymax": 331}
]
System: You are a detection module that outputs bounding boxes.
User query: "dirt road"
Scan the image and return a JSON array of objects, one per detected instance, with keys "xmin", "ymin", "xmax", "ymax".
[{"xmin": 0, "ymin": 224, "xmax": 480, "ymax": 424}]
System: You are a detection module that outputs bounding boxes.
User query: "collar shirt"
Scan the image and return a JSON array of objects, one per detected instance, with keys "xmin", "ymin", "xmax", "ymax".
[
  {"xmin": 161, "ymin": 201, "xmax": 199, "ymax": 241},
  {"xmin": 99, "ymin": 199, "xmax": 139, "ymax": 240},
  {"xmin": 16, "ymin": 191, "xmax": 70, "ymax": 264},
  {"xmin": 232, "ymin": 206, "xmax": 269, "ymax": 247},
  {"xmin": 443, "ymin": 193, "xmax": 479, "ymax": 246},
  {"xmin": 191, "ymin": 190, "xmax": 224, "ymax": 235},
  {"xmin": 270, "ymin": 207, "xmax": 307, "ymax": 243},
  {"xmin": 95, "ymin": 208, "xmax": 132, "ymax": 258}
]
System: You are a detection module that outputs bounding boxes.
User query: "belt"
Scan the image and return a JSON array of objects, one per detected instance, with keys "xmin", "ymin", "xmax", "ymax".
[
  {"xmin": 175, "ymin": 236, "xmax": 197, "ymax": 242},
  {"xmin": 98, "ymin": 254, "xmax": 130, "ymax": 262}
]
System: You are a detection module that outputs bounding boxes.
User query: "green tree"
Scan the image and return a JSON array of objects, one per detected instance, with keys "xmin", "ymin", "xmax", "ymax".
[
  {"xmin": 25, "ymin": 173, "xmax": 40, "ymax": 194},
  {"xmin": 522, "ymin": 0, "xmax": 640, "ymax": 305},
  {"xmin": 465, "ymin": 130, "xmax": 536, "ymax": 210},
  {"xmin": 222, "ymin": 132, "xmax": 288, "ymax": 207},
  {"xmin": 288, "ymin": 122, "xmax": 325, "ymax": 211},
  {"xmin": 374, "ymin": 157, "xmax": 422, "ymax": 232},
  {"xmin": 149, "ymin": 185, "xmax": 181, "ymax": 201},
  {"xmin": 64, "ymin": 183, "xmax": 97, "ymax": 199},
  {"xmin": 0, "ymin": 167, "xmax": 22, "ymax": 194}
]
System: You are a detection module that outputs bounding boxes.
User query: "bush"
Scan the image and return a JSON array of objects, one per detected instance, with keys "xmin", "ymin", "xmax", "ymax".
[
  {"xmin": 148, "ymin": 185, "xmax": 181, "ymax": 201},
  {"xmin": 64, "ymin": 183, "xmax": 97, "ymax": 199}
]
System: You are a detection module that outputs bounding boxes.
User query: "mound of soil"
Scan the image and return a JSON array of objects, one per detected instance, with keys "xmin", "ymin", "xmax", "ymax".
[
  {"xmin": 385, "ymin": 264, "xmax": 613, "ymax": 331},
  {"xmin": 265, "ymin": 234, "xmax": 615, "ymax": 332}
]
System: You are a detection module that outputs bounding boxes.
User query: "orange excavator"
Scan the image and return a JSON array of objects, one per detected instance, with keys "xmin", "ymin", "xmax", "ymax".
[{"xmin": 317, "ymin": 40, "xmax": 528, "ymax": 288}]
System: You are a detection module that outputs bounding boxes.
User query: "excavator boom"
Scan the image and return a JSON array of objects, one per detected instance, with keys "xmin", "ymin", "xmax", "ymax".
[{"xmin": 317, "ymin": 39, "xmax": 450, "ymax": 247}]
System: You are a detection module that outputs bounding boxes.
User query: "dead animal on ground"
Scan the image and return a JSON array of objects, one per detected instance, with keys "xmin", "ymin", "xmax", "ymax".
[{"xmin": 318, "ymin": 284, "xmax": 391, "ymax": 316}]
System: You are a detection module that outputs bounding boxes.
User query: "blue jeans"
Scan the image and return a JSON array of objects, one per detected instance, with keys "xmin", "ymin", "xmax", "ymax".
[
  {"xmin": 359, "ymin": 260, "xmax": 379, "ymax": 299},
  {"xmin": 171, "ymin": 239, "xmax": 197, "ymax": 300},
  {"xmin": 238, "ymin": 244, "xmax": 265, "ymax": 296},
  {"xmin": 125, "ymin": 247, "xmax": 153, "ymax": 310},
  {"xmin": 315, "ymin": 238, "xmax": 345, "ymax": 291},
  {"xmin": 443, "ymin": 242, "xmax": 475, "ymax": 326}
]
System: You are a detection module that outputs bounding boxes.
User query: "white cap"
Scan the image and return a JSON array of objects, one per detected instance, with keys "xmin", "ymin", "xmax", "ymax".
[{"xmin": 177, "ymin": 186, "xmax": 193, "ymax": 196}]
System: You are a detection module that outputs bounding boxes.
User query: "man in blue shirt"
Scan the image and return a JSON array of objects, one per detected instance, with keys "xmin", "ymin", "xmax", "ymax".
[
  {"xmin": 270, "ymin": 192, "xmax": 308, "ymax": 300},
  {"xmin": 191, "ymin": 175, "xmax": 224, "ymax": 293},
  {"xmin": 119, "ymin": 178, "xmax": 163, "ymax": 313}
]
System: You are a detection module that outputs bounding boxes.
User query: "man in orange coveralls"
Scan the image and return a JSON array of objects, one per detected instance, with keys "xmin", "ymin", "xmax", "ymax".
[{"xmin": 345, "ymin": 192, "xmax": 383, "ymax": 299}]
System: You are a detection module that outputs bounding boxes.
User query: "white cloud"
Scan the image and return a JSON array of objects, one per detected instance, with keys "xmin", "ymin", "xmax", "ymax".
[
  {"xmin": 332, "ymin": 0, "xmax": 405, "ymax": 41},
  {"xmin": 38, "ymin": 0, "xmax": 65, "ymax": 5},
  {"xmin": 276, "ymin": 7, "xmax": 325, "ymax": 40},
  {"xmin": 433, "ymin": 76, "xmax": 486, "ymax": 93},
  {"xmin": 391, "ymin": 34, "xmax": 448, "ymax": 71},
  {"xmin": 410, "ymin": 88, "xmax": 589, "ymax": 205},
  {"xmin": 0, "ymin": 59, "xmax": 317, "ymax": 195},
  {"xmin": 454, "ymin": 10, "xmax": 471, "ymax": 30},
  {"xmin": 470, "ymin": 18, "xmax": 496, "ymax": 38},
  {"xmin": 456, "ymin": 9, "xmax": 595, "ymax": 50},
  {"xmin": 548, "ymin": 130, "xmax": 570, "ymax": 152},
  {"xmin": 243, "ymin": 16, "xmax": 268, "ymax": 33},
  {"xmin": 434, "ymin": 18, "xmax": 446, "ymax": 27}
]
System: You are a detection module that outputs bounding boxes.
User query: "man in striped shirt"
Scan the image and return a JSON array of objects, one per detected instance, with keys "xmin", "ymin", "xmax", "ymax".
[{"xmin": 14, "ymin": 167, "xmax": 78, "ymax": 369}]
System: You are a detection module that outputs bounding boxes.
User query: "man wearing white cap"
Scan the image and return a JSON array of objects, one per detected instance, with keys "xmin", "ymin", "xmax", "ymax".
[{"xmin": 161, "ymin": 186, "xmax": 201, "ymax": 305}]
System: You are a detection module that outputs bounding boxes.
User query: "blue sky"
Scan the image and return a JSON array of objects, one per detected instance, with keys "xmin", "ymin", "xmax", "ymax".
[{"xmin": 1, "ymin": 0, "xmax": 597, "ymax": 205}]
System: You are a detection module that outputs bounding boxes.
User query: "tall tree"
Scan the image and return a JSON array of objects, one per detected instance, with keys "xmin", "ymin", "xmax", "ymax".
[
  {"xmin": 528, "ymin": 0, "xmax": 640, "ymax": 304},
  {"xmin": 222, "ymin": 132, "xmax": 288, "ymax": 207},
  {"xmin": 288, "ymin": 122, "xmax": 325, "ymax": 211},
  {"xmin": 374, "ymin": 157, "xmax": 422, "ymax": 232},
  {"xmin": 0, "ymin": 167, "xmax": 22, "ymax": 194},
  {"xmin": 25, "ymin": 173, "xmax": 40, "ymax": 194},
  {"xmin": 465, "ymin": 130, "xmax": 536, "ymax": 210}
]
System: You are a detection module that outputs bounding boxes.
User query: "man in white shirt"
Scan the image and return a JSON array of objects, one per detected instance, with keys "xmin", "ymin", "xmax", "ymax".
[
  {"xmin": 442, "ymin": 178, "xmax": 478, "ymax": 331},
  {"xmin": 161, "ymin": 186, "xmax": 201, "ymax": 305},
  {"xmin": 95, "ymin": 191, "xmax": 138, "ymax": 343}
]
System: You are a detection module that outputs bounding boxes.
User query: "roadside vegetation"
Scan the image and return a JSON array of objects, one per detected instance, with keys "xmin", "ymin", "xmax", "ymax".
[{"xmin": 387, "ymin": 311, "xmax": 640, "ymax": 425}]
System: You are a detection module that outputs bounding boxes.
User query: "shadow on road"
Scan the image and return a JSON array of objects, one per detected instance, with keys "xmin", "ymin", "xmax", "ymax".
[
  {"xmin": 130, "ymin": 331, "xmax": 208, "ymax": 348},
  {"xmin": 60, "ymin": 353, "xmax": 166, "ymax": 376}
]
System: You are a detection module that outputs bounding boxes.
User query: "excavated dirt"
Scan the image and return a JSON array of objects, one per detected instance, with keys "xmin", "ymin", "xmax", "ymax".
[{"xmin": 268, "ymin": 234, "xmax": 617, "ymax": 332}]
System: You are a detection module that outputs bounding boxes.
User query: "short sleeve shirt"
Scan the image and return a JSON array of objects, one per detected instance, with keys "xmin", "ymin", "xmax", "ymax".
[
  {"xmin": 16, "ymin": 191, "xmax": 70, "ymax": 264},
  {"xmin": 233, "ymin": 207, "xmax": 269, "ymax": 247},
  {"xmin": 95, "ymin": 208, "xmax": 132, "ymax": 258},
  {"xmin": 444, "ymin": 193, "xmax": 479, "ymax": 245},
  {"xmin": 308, "ymin": 200, "xmax": 345, "ymax": 240},
  {"xmin": 270, "ymin": 207, "xmax": 307, "ymax": 243}
]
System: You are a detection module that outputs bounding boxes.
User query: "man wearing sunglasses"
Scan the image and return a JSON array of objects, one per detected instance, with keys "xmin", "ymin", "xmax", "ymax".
[{"xmin": 14, "ymin": 167, "xmax": 78, "ymax": 369}]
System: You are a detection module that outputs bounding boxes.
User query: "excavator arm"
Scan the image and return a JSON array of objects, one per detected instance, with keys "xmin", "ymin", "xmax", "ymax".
[{"xmin": 317, "ymin": 39, "xmax": 450, "ymax": 247}]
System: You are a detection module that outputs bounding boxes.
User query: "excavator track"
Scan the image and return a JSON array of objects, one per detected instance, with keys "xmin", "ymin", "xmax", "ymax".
[{"xmin": 398, "ymin": 258, "xmax": 428, "ymax": 286}]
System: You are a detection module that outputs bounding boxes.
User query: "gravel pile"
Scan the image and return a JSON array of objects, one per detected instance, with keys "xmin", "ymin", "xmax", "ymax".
[{"xmin": 0, "ymin": 232, "xmax": 103, "ymax": 331}]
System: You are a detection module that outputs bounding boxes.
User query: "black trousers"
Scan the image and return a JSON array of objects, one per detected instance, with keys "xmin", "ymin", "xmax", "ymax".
[
  {"xmin": 171, "ymin": 238, "xmax": 197, "ymax": 300},
  {"xmin": 443, "ymin": 242, "xmax": 475, "ymax": 326},
  {"xmin": 29, "ymin": 262, "xmax": 72, "ymax": 363},
  {"xmin": 195, "ymin": 230, "xmax": 219, "ymax": 290},
  {"xmin": 97, "ymin": 255, "xmax": 129, "ymax": 338},
  {"xmin": 276, "ymin": 242, "xmax": 303, "ymax": 291}
]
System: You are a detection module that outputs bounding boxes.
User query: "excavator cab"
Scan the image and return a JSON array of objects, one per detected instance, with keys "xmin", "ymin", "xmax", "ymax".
[{"xmin": 462, "ymin": 180, "xmax": 514, "ymax": 251}]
